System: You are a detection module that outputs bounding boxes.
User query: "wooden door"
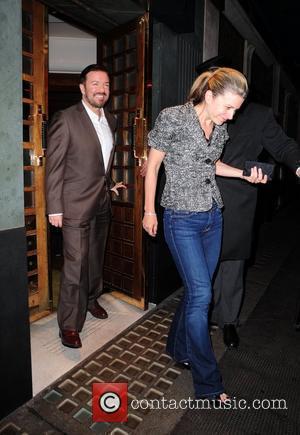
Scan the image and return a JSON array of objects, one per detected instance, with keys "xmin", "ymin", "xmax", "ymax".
[
  {"xmin": 22, "ymin": 0, "xmax": 49, "ymax": 321},
  {"xmin": 98, "ymin": 15, "xmax": 149, "ymax": 309}
]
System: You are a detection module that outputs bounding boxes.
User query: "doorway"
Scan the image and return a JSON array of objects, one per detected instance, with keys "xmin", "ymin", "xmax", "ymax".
[
  {"xmin": 48, "ymin": 12, "xmax": 150, "ymax": 311},
  {"xmin": 47, "ymin": 14, "xmax": 97, "ymax": 310},
  {"xmin": 23, "ymin": 0, "xmax": 150, "ymax": 322}
]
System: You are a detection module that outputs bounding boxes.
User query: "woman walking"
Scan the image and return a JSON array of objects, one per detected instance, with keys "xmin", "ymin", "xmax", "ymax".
[{"xmin": 143, "ymin": 67, "xmax": 267, "ymax": 402}]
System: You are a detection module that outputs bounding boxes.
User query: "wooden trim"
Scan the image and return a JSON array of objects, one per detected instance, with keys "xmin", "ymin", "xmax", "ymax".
[
  {"xmin": 23, "ymin": 143, "xmax": 34, "ymax": 149},
  {"xmin": 22, "ymin": 0, "xmax": 49, "ymax": 322},
  {"xmin": 23, "ymin": 98, "xmax": 34, "ymax": 104},
  {"xmin": 22, "ymin": 50, "xmax": 33, "ymax": 58},
  {"xmin": 23, "ymin": 121, "xmax": 34, "ymax": 127},
  {"xmin": 132, "ymin": 14, "xmax": 148, "ymax": 306},
  {"xmin": 31, "ymin": 0, "xmax": 49, "ymax": 314},
  {"xmin": 136, "ymin": 15, "xmax": 147, "ymax": 112},
  {"xmin": 22, "ymin": 27, "xmax": 33, "ymax": 36},
  {"xmin": 110, "ymin": 291, "xmax": 146, "ymax": 310},
  {"xmin": 29, "ymin": 310, "xmax": 51, "ymax": 322},
  {"xmin": 28, "ymin": 293, "xmax": 39, "ymax": 308},
  {"xmin": 22, "ymin": 73, "xmax": 33, "ymax": 82},
  {"xmin": 24, "ymin": 187, "xmax": 36, "ymax": 192},
  {"xmin": 27, "ymin": 269, "xmax": 38, "ymax": 277},
  {"xmin": 24, "ymin": 207, "xmax": 36, "ymax": 215},
  {"xmin": 27, "ymin": 249, "xmax": 37, "ymax": 256},
  {"xmin": 26, "ymin": 229, "xmax": 37, "ymax": 236}
]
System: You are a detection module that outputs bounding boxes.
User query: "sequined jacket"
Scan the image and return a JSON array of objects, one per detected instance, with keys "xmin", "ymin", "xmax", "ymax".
[{"xmin": 148, "ymin": 102, "xmax": 229, "ymax": 212}]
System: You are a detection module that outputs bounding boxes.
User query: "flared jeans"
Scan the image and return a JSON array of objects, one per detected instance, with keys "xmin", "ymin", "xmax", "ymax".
[{"xmin": 164, "ymin": 204, "xmax": 224, "ymax": 398}]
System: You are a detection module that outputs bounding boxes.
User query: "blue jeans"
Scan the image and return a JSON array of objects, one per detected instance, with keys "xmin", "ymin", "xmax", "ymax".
[{"xmin": 164, "ymin": 204, "xmax": 224, "ymax": 398}]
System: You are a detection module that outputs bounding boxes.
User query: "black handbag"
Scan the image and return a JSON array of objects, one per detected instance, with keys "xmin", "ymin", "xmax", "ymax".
[{"xmin": 243, "ymin": 160, "xmax": 275, "ymax": 180}]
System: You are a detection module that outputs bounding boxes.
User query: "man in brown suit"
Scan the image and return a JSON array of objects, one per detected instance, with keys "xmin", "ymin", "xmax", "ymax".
[{"xmin": 46, "ymin": 64, "xmax": 124, "ymax": 348}]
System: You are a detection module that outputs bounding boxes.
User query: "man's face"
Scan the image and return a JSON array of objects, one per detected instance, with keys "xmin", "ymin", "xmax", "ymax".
[{"xmin": 80, "ymin": 70, "xmax": 110, "ymax": 110}]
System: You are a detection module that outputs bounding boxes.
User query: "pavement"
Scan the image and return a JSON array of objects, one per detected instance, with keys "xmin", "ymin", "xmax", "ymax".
[{"xmin": 1, "ymin": 201, "xmax": 300, "ymax": 434}]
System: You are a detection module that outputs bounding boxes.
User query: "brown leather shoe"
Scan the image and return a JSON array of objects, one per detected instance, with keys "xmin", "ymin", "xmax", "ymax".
[
  {"xmin": 59, "ymin": 330, "xmax": 82, "ymax": 348},
  {"xmin": 88, "ymin": 300, "xmax": 108, "ymax": 319}
]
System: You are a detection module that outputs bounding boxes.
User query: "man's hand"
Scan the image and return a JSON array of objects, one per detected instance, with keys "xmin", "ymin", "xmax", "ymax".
[
  {"xmin": 110, "ymin": 181, "xmax": 127, "ymax": 196},
  {"xmin": 49, "ymin": 215, "xmax": 63, "ymax": 227}
]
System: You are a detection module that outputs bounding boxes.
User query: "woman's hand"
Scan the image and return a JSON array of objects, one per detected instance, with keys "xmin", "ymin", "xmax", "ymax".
[
  {"xmin": 216, "ymin": 160, "xmax": 268, "ymax": 184},
  {"xmin": 143, "ymin": 148, "xmax": 165, "ymax": 237},
  {"xmin": 241, "ymin": 166, "xmax": 268, "ymax": 184},
  {"xmin": 143, "ymin": 213, "xmax": 158, "ymax": 237}
]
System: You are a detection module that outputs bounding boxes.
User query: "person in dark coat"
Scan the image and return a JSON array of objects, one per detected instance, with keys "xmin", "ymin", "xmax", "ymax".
[{"xmin": 212, "ymin": 101, "xmax": 300, "ymax": 348}]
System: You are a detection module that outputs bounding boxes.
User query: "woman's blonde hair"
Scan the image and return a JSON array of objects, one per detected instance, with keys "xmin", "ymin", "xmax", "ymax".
[{"xmin": 188, "ymin": 67, "xmax": 248, "ymax": 104}]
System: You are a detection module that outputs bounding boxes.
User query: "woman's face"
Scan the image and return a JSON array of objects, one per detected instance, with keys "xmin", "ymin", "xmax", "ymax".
[{"xmin": 205, "ymin": 90, "xmax": 244, "ymax": 125}]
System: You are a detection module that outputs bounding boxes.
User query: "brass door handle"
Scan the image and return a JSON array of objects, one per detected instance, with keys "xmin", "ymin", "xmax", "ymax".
[
  {"xmin": 133, "ymin": 115, "xmax": 147, "ymax": 160},
  {"xmin": 30, "ymin": 154, "xmax": 45, "ymax": 167}
]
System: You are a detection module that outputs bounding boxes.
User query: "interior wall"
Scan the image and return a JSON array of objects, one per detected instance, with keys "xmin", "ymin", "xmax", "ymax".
[
  {"xmin": 48, "ymin": 15, "xmax": 96, "ymax": 74},
  {"xmin": 148, "ymin": 5, "xmax": 204, "ymax": 304},
  {"xmin": 49, "ymin": 37, "xmax": 96, "ymax": 73},
  {"xmin": 0, "ymin": 0, "xmax": 32, "ymax": 418},
  {"xmin": 0, "ymin": 0, "xmax": 24, "ymax": 230}
]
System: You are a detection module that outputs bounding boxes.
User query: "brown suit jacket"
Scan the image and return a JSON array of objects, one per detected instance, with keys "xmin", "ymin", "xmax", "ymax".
[{"xmin": 45, "ymin": 102, "xmax": 117, "ymax": 220}]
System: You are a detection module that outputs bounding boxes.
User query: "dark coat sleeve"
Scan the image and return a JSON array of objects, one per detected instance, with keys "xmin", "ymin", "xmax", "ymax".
[
  {"xmin": 218, "ymin": 103, "xmax": 300, "ymax": 260},
  {"xmin": 260, "ymin": 109, "xmax": 300, "ymax": 172}
]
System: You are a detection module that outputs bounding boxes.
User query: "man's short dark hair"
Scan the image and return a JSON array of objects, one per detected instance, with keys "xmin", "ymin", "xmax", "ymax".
[{"xmin": 80, "ymin": 64, "xmax": 110, "ymax": 83}]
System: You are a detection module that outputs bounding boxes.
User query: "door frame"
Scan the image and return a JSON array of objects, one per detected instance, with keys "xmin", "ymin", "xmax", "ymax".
[{"xmin": 22, "ymin": 0, "xmax": 50, "ymax": 322}]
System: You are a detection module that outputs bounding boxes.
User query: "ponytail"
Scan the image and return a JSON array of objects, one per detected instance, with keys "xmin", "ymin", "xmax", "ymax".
[{"xmin": 188, "ymin": 67, "xmax": 248, "ymax": 104}]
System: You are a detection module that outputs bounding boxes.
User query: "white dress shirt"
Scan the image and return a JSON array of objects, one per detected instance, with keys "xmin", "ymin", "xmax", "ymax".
[{"xmin": 81, "ymin": 100, "xmax": 113, "ymax": 172}]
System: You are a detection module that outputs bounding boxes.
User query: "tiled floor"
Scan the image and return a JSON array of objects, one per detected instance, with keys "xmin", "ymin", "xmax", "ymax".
[
  {"xmin": 31, "ymin": 293, "xmax": 155, "ymax": 396},
  {"xmin": 22, "ymin": 204, "xmax": 300, "ymax": 434},
  {"xmin": 36, "ymin": 295, "xmax": 182, "ymax": 434},
  {"xmin": 2, "ymin": 204, "xmax": 300, "ymax": 433},
  {"xmin": 7, "ymin": 291, "xmax": 186, "ymax": 434}
]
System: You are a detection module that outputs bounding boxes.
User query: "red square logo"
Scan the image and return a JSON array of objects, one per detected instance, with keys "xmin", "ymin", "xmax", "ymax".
[{"xmin": 92, "ymin": 383, "xmax": 128, "ymax": 422}]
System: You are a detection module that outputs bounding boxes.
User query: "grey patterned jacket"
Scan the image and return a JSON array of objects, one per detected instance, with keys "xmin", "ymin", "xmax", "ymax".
[{"xmin": 148, "ymin": 102, "xmax": 229, "ymax": 212}]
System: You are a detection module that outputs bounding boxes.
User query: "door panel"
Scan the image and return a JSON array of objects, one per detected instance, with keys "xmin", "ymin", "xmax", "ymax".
[
  {"xmin": 22, "ymin": 0, "xmax": 49, "ymax": 321},
  {"xmin": 98, "ymin": 15, "xmax": 149, "ymax": 309}
]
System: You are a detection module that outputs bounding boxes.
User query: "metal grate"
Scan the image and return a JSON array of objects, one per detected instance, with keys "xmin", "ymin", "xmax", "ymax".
[{"xmin": 0, "ymin": 294, "xmax": 185, "ymax": 434}]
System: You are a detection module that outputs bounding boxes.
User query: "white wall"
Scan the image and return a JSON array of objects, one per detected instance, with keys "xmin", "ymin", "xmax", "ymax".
[
  {"xmin": 48, "ymin": 15, "xmax": 97, "ymax": 73},
  {"xmin": 49, "ymin": 36, "xmax": 97, "ymax": 73}
]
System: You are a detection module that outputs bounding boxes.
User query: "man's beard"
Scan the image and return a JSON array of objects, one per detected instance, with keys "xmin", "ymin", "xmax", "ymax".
[{"xmin": 86, "ymin": 93, "xmax": 107, "ymax": 109}]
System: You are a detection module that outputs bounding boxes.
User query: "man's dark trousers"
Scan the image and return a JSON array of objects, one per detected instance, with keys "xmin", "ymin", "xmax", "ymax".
[{"xmin": 57, "ymin": 208, "xmax": 111, "ymax": 332}]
